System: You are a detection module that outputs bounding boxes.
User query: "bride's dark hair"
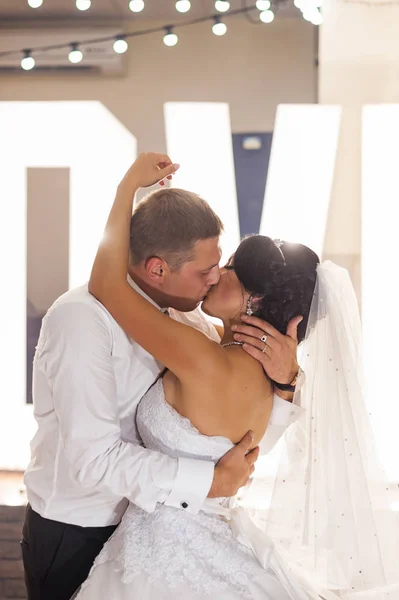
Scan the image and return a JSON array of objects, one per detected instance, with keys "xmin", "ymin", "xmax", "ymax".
[{"xmin": 229, "ymin": 235, "xmax": 319, "ymax": 344}]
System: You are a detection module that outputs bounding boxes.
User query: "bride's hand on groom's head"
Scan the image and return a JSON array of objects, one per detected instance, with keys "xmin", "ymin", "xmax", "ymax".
[
  {"xmin": 231, "ymin": 315, "xmax": 301, "ymax": 386},
  {"xmin": 119, "ymin": 152, "xmax": 180, "ymax": 192}
]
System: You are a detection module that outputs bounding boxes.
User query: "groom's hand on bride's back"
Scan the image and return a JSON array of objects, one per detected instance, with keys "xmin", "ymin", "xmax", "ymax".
[{"xmin": 208, "ymin": 431, "xmax": 259, "ymax": 498}]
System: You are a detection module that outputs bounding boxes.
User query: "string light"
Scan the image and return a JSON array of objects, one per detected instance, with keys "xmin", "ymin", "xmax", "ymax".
[
  {"xmin": 68, "ymin": 43, "xmax": 83, "ymax": 64},
  {"xmin": 295, "ymin": 0, "xmax": 322, "ymax": 9},
  {"xmin": 76, "ymin": 0, "xmax": 91, "ymax": 10},
  {"xmin": 175, "ymin": 0, "xmax": 191, "ymax": 13},
  {"xmin": 256, "ymin": 0, "xmax": 271, "ymax": 9},
  {"xmin": 303, "ymin": 9, "xmax": 323, "ymax": 24},
  {"xmin": 4, "ymin": 3, "xmax": 304, "ymax": 68},
  {"xmin": 212, "ymin": 17, "xmax": 227, "ymax": 36},
  {"xmin": 163, "ymin": 27, "xmax": 179, "ymax": 47},
  {"xmin": 259, "ymin": 9, "xmax": 275, "ymax": 22},
  {"xmin": 294, "ymin": 0, "xmax": 323, "ymax": 25},
  {"xmin": 311, "ymin": 10, "xmax": 323, "ymax": 24},
  {"xmin": 21, "ymin": 49, "xmax": 35, "ymax": 71},
  {"xmin": 27, "ymin": 0, "xmax": 43, "ymax": 7},
  {"xmin": 129, "ymin": 0, "xmax": 145, "ymax": 12},
  {"xmin": 113, "ymin": 36, "xmax": 128, "ymax": 54},
  {"xmin": 215, "ymin": 0, "xmax": 230, "ymax": 12}
]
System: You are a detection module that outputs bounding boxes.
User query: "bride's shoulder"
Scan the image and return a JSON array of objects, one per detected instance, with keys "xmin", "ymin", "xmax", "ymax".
[{"xmin": 223, "ymin": 345, "xmax": 272, "ymax": 388}]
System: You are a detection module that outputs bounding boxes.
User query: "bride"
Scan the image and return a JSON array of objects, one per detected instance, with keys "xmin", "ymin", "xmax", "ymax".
[{"xmin": 74, "ymin": 154, "xmax": 399, "ymax": 600}]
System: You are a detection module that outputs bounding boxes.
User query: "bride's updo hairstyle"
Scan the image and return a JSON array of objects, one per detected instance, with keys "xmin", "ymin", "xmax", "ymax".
[{"xmin": 230, "ymin": 235, "xmax": 319, "ymax": 344}]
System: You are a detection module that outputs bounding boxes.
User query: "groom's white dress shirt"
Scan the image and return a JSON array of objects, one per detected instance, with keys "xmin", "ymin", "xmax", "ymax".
[{"xmin": 24, "ymin": 280, "xmax": 220, "ymax": 527}]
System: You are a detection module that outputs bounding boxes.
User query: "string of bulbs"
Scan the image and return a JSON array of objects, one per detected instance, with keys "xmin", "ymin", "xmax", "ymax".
[
  {"xmin": 25, "ymin": 1, "xmax": 268, "ymax": 13},
  {"xmin": 6, "ymin": 0, "xmax": 322, "ymax": 71}
]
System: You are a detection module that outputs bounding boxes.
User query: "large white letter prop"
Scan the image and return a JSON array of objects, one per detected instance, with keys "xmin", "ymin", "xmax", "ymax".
[
  {"xmin": 164, "ymin": 102, "xmax": 240, "ymax": 262},
  {"xmin": 260, "ymin": 105, "xmax": 341, "ymax": 257},
  {"xmin": 362, "ymin": 105, "xmax": 399, "ymax": 481},
  {"xmin": 0, "ymin": 101, "xmax": 136, "ymax": 471}
]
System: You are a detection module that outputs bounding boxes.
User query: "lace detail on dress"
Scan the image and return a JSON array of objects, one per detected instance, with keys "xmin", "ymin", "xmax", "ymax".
[
  {"xmin": 137, "ymin": 379, "xmax": 234, "ymax": 462},
  {"xmin": 86, "ymin": 503, "xmax": 260, "ymax": 598},
  {"xmin": 79, "ymin": 379, "xmax": 263, "ymax": 599}
]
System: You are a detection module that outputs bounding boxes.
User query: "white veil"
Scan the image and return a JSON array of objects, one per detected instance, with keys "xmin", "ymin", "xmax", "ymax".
[{"xmin": 244, "ymin": 261, "xmax": 399, "ymax": 599}]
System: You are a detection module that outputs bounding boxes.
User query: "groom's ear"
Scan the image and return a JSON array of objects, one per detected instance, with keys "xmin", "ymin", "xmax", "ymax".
[{"xmin": 146, "ymin": 257, "xmax": 168, "ymax": 283}]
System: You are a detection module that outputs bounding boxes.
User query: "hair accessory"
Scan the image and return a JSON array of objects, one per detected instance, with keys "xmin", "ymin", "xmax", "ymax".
[
  {"xmin": 246, "ymin": 295, "xmax": 254, "ymax": 316},
  {"xmin": 273, "ymin": 239, "xmax": 286, "ymax": 264}
]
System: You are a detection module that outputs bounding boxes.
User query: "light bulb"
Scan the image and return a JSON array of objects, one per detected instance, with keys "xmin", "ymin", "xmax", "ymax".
[
  {"xmin": 129, "ymin": 0, "xmax": 145, "ymax": 12},
  {"xmin": 76, "ymin": 0, "xmax": 91, "ymax": 10},
  {"xmin": 175, "ymin": 0, "xmax": 191, "ymax": 13},
  {"xmin": 212, "ymin": 21, "xmax": 227, "ymax": 36},
  {"xmin": 27, "ymin": 0, "xmax": 43, "ymax": 7},
  {"xmin": 302, "ymin": 8, "xmax": 320, "ymax": 21},
  {"xmin": 259, "ymin": 9, "xmax": 275, "ymax": 23},
  {"xmin": 163, "ymin": 30, "xmax": 178, "ymax": 47},
  {"xmin": 299, "ymin": 0, "xmax": 321, "ymax": 11},
  {"xmin": 308, "ymin": 10, "xmax": 323, "ymax": 24},
  {"xmin": 113, "ymin": 38, "xmax": 128, "ymax": 54},
  {"xmin": 21, "ymin": 52, "xmax": 35, "ymax": 71},
  {"xmin": 215, "ymin": 0, "xmax": 230, "ymax": 13},
  {"xmin": 256, "ymin": 0, "xmax": 271, "ymax": 10},
  {"xmin": 69, "ymin": 45, "xmax": 83, "ymax": 64}
]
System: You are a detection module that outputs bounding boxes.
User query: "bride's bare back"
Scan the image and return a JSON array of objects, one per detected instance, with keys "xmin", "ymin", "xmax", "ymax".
[{"xmin": 163, "ymin": 344, "xmax": 274, "ymax": 448}]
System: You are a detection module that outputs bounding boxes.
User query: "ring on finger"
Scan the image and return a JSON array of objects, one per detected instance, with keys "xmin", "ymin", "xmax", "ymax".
[
  {"xmin": 262, "ymin": 343, "xmax": 268, "ymax": 354},
  {"xmin": 260, "ymin": 334, "xmax": 268, "ymax": 344}
]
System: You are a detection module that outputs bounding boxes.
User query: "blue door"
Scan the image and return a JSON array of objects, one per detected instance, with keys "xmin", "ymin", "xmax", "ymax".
[{"xmin": 232, "ymin": 133, "xmax": 273, "ymax": 237}]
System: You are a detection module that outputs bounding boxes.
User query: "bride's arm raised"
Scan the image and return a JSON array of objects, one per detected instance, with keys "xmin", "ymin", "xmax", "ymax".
[{"xmin": 89, "ymin": 153, "xmax": 230, "ymax": 383}]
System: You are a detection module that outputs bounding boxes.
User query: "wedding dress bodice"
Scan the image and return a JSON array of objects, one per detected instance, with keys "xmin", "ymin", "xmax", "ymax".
[
  {"xmin": 138, "ymin": 378, "xmax": 234, "ymax": 463},
  {"xmin": 75, "ymin": 378, "xmax": 311, "ymax": 600},
  {"xmin": 87, "ymin": 379, "xmax": 266, "ymax": 598}
]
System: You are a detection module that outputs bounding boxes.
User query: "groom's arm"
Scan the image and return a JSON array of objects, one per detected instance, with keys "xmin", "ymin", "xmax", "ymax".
[{"xmin": 40, "ymin": 302, "xmax": 248, "ymax": 514}]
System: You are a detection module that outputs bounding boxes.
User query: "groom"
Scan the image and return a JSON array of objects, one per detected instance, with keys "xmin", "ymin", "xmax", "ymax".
[{"xmin": 21, "ymin": 154, "xmax": 300, "ymax": 600}]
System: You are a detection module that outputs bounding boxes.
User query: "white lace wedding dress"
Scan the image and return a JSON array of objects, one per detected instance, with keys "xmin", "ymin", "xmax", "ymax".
[{"xmin": 74, "ymin": 379, "xmax": 313, "ymax": 600}]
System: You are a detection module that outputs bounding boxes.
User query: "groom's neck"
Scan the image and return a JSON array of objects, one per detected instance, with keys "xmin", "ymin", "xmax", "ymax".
[
  {"xmin": 128, "ymin": 268, "xmax": 169, "ymax": 309},
  {"xmin": 220, "ymin": 317, "xmax": 242, "ymax": 345}
]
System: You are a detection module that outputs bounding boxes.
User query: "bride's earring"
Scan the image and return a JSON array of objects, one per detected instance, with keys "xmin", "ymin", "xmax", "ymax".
[{"xmin": 246, "ymin": 296, "xmax": 254, "ymax": 316}]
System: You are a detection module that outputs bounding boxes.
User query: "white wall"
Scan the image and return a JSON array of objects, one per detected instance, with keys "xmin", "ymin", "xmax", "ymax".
[{"xmin": 319, "ymin": 0, "xmax": 399, "ymax": 286}]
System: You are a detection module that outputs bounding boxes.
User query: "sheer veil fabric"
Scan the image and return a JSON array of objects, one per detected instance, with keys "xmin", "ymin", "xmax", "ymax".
[{"xmin": 241, "ymin": 261, "xmax": 399, "ymax": 599}]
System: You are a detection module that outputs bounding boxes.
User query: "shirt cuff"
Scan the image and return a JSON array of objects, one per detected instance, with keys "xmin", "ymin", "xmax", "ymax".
[
  {"xmin": 164, "ymin": 457, "xmax": 214, "ymax": 515},
  {"xmin": 259, "ymin": 394, "xmax": 303, "ymax": 455}
]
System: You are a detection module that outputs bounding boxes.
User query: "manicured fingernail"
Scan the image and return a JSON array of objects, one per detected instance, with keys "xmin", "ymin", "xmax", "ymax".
[
  {"xmin": 231, "ymin": 324, "xmax": 237, "ymax": 330},
  {"xmin": 242, "ymin": 315, "xmax": 249, "ymax": 320},
  {"xmin": 173, "ymin": 163, "xmax": 180, "ymax": 169},
  {"xmin": 233, "ymin": 334, "xmax": 241, "ymax": 341}
]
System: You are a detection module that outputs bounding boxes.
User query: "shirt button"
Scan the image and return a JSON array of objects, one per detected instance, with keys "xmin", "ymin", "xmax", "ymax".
[{"xmin": 181, "ymin": 501, "xmax": 188, "ymax": 509}]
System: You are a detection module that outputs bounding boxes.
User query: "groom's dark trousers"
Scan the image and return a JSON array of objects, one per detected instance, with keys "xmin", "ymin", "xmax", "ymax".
[{"xmin": 21, "ymin": 504, "xmax": 117, "ymax": 600}]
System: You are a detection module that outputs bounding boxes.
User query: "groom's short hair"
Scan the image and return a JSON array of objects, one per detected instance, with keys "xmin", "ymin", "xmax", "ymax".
[{"xmin": 129, "ymin": 188, "xmax": 223, "ymax": 271}]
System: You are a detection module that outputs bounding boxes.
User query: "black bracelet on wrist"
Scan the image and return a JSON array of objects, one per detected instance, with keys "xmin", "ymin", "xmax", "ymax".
[
  {"xmin": 274, "ymin": 381, "xmax": 296, "ymax": 393},
  {"xmin": 273, "ymin": 369, "xmax": 300, "ymax": 393}
]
